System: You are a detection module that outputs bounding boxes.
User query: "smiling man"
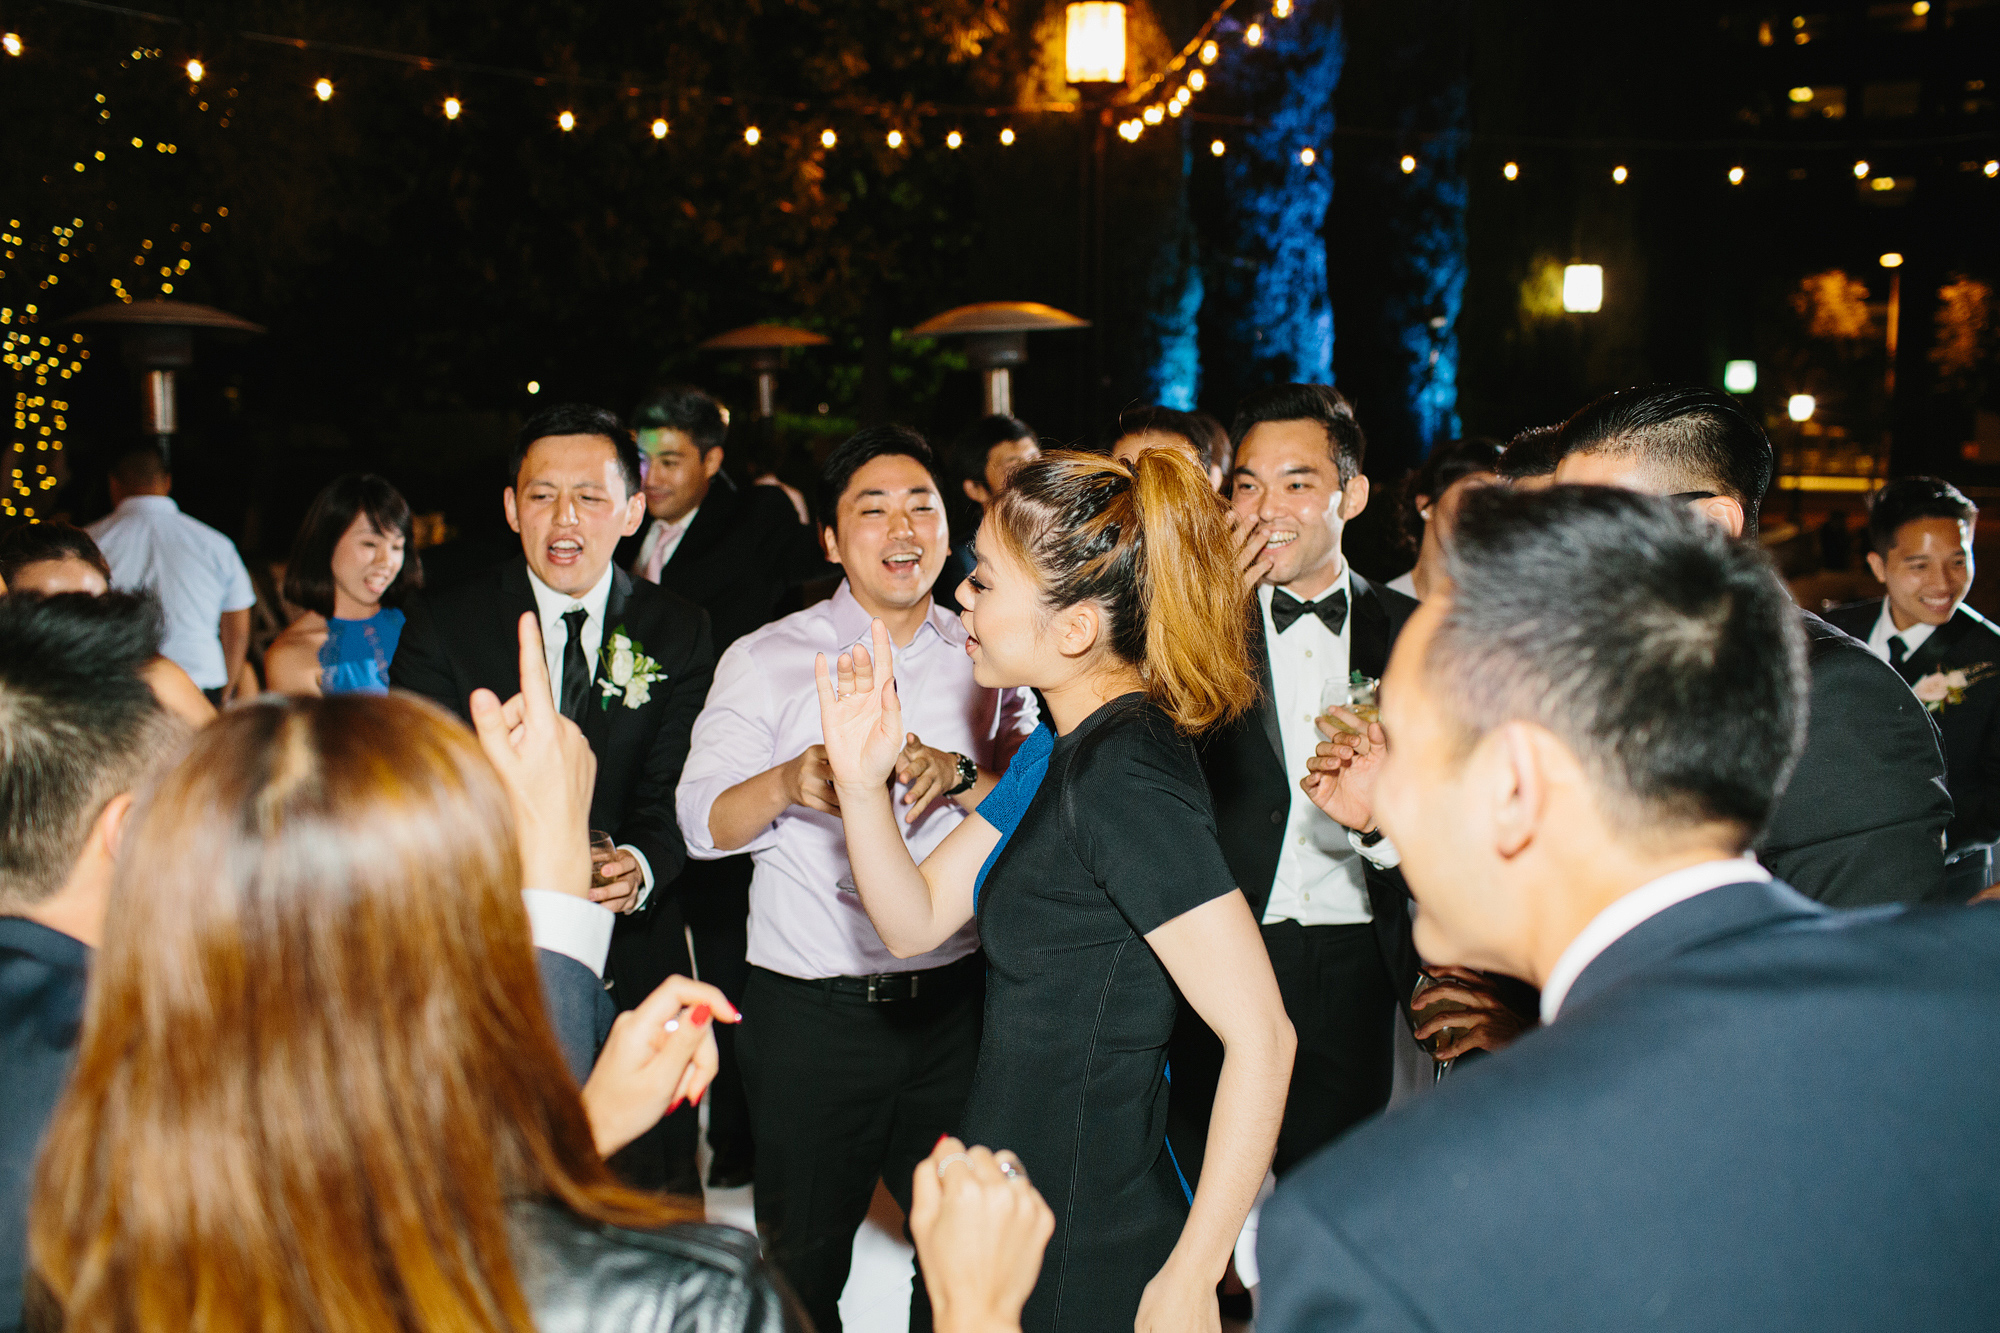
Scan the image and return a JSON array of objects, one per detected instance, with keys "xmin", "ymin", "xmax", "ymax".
[
  {"xmin": 1262, "ymin": 486, "xmax": 2000, "ymax": 1333},
  {"xmin": 676, "ymin": 425, "xmax": 1036, "ymax": 1333},
  {"xmin": 389, "ymin": 402, "xmax": 717, "ymax": 1190}
]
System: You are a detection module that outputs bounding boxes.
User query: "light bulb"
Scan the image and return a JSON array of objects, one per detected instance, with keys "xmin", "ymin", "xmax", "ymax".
[
  {"xmin": 1000, "ymin": 127, "xmax": 1015, "ymax": 145},
  {"xmin": 820, "ymin": 128, "xmax": 837, "ymax": 148},
  {"xmin": 946, "ymin": 130, "xmax": 962, "ymax": 149},
  {"xmin": 744, "ymin": 126, "xmax": 761, "ymax": 145},
  {"xmin": 185, "ymin": 58, "xmax": 204, "ymax": 82},
  {"xmin": 652, "ymin": 117, "xmax": 668, "ymax": 138},
  {"xmin": 1210, "ymin": 138, "xmax": 1226, "ymax": 156},
  {"xmin": 1728, "ymin": 165, "xmax": 1744, "ymax": 184},
  {"xmin": 886, "ymin": 129, "xmax": 903, "ymax": 148},
  {"xmin": 1200, "ymin": 40, "xmax": 1219, "ymax": 64},
  {"xmin": 443, "ymin": 97, "xmax": 462, "ymax": 120},
  {"xmin": 1503, "ymin": 160, "xmax": 1519, "ymax": 180},
  {"xmin": 2, "ymin": 33, "xmax": 21, "ymax": 58},
  {"xmin": 1853, "ymin": 159, "xmax": 1870, "ymax": 178},
  {"xmin": 1400, "ymin": 154, "xmax": 1416, "ymax": 174},
  {"xmin": 1143, "ymin": 105, "xmax": 1164, "ymax": 125},
  {"xmin": 558, "ymin": 109, "xmax": 576, "ymax": 131},
  {"xmin": 1245, "ymin": 22, "xmax": 1264, "ymax": 46},
  {"xmin": 1299, "ymin": 147, "xmax": 1316, "ymax": 166},
  {"xmin": 314, "ymin": 77, "xmax": 333, "ymax": 101}
]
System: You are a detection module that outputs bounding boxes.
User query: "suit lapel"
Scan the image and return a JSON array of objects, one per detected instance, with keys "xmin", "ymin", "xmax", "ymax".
[
  {"xmin": 1902, "ymin": 609, "xmax": 1982, "ymax": 683},
  {"xmin": 1348, "ymin": 571, "xmax": 1393, "ymax": 680},
  {"xmin": 1248, "ymin": 610, "xmax": 1285, "ymax": 767},
  {"xmin": 495, "ymin": 561, "xmax": 542, "ymax": 691},
  {"xmin": 663, "ymin": 485, "xmax": 737, "ymax": 577}
]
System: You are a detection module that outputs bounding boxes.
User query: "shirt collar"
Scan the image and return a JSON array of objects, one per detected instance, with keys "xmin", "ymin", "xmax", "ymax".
[
  {"xmin": 656, "ymin": 505, "xmax": 699, "ymax": 539},
  {"xmin": 1539, "ymin": 856, "xmax": 1771, "ymax": 1024},
  {"xmin": 1259, "ymin": 564, "xmax": 1353, "ymax": 624},
  {"xmin": 526, "ymin": 561, "xmax": 615, "ymax": 624},
  {"xmin": 1869, "ymin": 599, "xmax": 1939, "ymax": 658},
  {"xmin": 827, "ymin": 580, "xmax": 962, "ymax": 654},
  {"xmin": 119, "ymin": 494, "xmax": 180, "ymax": 515}
]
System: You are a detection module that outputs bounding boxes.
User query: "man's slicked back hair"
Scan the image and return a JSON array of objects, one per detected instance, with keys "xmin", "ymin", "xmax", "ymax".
[
  {"xmin": 631, "ymin": 385, "xmax": 730, "ymax": 457},
  {"xmin": 0, "ymin": 592, "xmax": 183, "ymax": 907},
  {"xmin": 1433, "ymin": 486, "xmax": 1807, "ymax": 840},
  {"xmin": 1229, "ymin": 384, "xmax": 1366, "ymax": 486},
  {"xmin": 512, "ymin": 403, "xmax": 643, "ymax": 498},
  {"xmin": 1866, "ymin": 475, "xmax": 1977, "ymax": 555},
  {"xmin": 1556, "ymin": 385, "xmax": 1775, "ymax": 528},
  {"xmin": 817, "ymin": 425, "xmax": 942, "ymax": 532},
  {"xmin": 1497, "ymin": 424, "xmax": 1563, "ymax": 481}
]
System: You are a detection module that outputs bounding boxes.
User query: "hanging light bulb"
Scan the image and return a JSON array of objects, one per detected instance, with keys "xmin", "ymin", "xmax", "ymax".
[
  {"xmin": 1400, "ymin": 154, "xmax": 1417, "ymax": 174},
  {"xmin": 1503, "ymin": 160, "xmax": 1520, "ymax": 180},
  {"xmin": 1200, "ymin": 40, "xmax": 1220, "ymax": 63},
  {"xmin": 1612, "ymin": 164, "xmax": 1629, "ymax": 183},
  {"xmin": 313, "ymin": 77, "xmax": 334, "ymax": 101},
  {"xmin": 1728, "ymin": 165, "xmax": 1745, "ymax": 184},
  {"xmin": 946, "ymin": 129, "xmax": 963, "ymax": 149},
  {"xmin": 1143, "ymin": 105, "xmax": 1164, "ymax": 125},
  {"xmin": 886, "ymin": 129, "xmax": 903, "ymax": 148},
  {"xmin": 1188, "ymin": 70, "xmax": 1206, "ymax": 92},
  {"xmin": 820, "ymin": 128, "xmax": 837, "ymax": 148},
  {"xmin": 1299, "ymin": 147, "xmax": 1316, "ymax": 166},
  {"xmin": 443, "ymin": 96, "xmax": 463, "ymax": 120},
  {"xmin": 1853, "ymin": 159, "xmax": 1870, "ymax": 178},
  {"xmin": 1245, "ymin": 22, "xmax": 1264, "ymax": 46},
  {"xmin": 185, "ymin": 58, "xmax": 204, "ymax": 82},
  {"xmin": 652, "ymin": 117, "xmax": 668, "ymax": 138},
  {"xmin": 1210, "ymin": 138, "xmax": 1227, "ymax": 156},
  {"xmin": 1273, "ymin": 0, "xmax": 1294, "ymax": 14},
  {"xmin": 744, "ymin": 125, "xmax": 761, "ymax": 145},
  {"xmin": 3, "ymin": 33, "xmax": 22, "ymax": 58},
  {"xmin": 1000, "ymin": 126, "xmax": 1016, "ymax": 145},
  {"xmin": 1167, "ymin": 100, "xmax": 1184, "ymax": 117}
]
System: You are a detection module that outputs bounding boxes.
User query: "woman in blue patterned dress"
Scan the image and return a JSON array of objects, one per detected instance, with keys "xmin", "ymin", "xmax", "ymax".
[{"xmin": 265, "ymin": 474, "xmax": 422, "ymax": 696}]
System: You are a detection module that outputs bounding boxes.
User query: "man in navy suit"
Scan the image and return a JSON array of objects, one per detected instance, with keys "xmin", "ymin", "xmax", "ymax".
[
  {"xmin": 1259, "ymin": 486, "xmax": 2000, "ymax": 1333},
  {"xmin": 1826, "ymin": 476, "xmax": 2000, "ymax": 853}
]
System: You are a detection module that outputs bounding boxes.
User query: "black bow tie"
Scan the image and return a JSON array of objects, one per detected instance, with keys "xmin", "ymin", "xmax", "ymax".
[{"xmin": 1271, "ymin": 587, "xmax": 1348, "ymax": 635}]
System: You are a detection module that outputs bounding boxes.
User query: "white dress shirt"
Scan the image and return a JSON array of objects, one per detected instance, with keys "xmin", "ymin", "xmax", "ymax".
[
  {"xmin": 87, "ymin": 495, "xmax": 256, "ymax": 689},
  {"xmin": 1539, "ymin": 856, "xmax": 1771, "ymax": 1023},
  {"xmin": 1864, "ymin": 599, "xmax": 1938, "ymax": 666},
  {"xmin": 677, "ymin": 582, "xmax": 1039, "ymax": 980},
  {"xmin": 633, "ymin": 507, "xmax": 699, "ymax": 584},
  {"xmin": 523, "ymin": 889, "xmax": 615, "ymax": 976},
  {"xmin": 1260, "ymin": 572, "xmax": 1373, "ymax": 926},
  {"xmin": 525, "ymin": 562, "xmax": 656, "ymax": 903}
]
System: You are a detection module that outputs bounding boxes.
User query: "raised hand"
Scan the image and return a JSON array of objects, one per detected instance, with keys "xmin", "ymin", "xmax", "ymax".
[
  {"xmin": 1299, "ymin": 707, "xmax": 1386, "ymax": 834},
  {"xmin": 814, "ymin": 618, "xmax": 906, "ymax": 795},
  {"xmin": 580, "ymin": 973, "xmax": 740, "ymax": 1158},
  {"xmin": 471, "ymin": 612, "xmax": 597, "ymax": 899},
  {"xmin": 1228, "ymin": 509, "xmax": 1273, "ymax": 595}
]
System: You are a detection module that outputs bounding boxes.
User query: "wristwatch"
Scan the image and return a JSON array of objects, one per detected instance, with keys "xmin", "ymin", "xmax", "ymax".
[
  {"xmin": 1356, "ymin": 825, "xmax": 1387, "ymax": 848},
  {"xmin": 944, "ymin": 752, "xmax": 978, "ymax": 797}
]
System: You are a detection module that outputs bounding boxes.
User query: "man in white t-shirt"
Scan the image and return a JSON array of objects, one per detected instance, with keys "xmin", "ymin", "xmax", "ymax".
[{"xmin": 87, "ymin": 444, "xmax": 255, "ymax": 704}]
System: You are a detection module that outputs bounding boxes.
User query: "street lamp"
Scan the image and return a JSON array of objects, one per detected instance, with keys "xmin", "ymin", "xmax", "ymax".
[
  {"xmin": 696, "ymin": 323, "xmax": 830, "ymax": 420},
  {"xmin": 1064, "ymin": 3, "xmax": 1127, "ymax": 84},
  {"xmin": 1064, "ymin": 2, "xmax": 1127, "ymax": 423},
  {"xmin": 1787, "ymin": 394, "xmax": 1816, "ymax": 423}
]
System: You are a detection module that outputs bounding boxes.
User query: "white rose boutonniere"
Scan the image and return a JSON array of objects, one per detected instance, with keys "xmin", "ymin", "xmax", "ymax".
[
  {"xmin": 1911, "ymin": 662, "xmax": 1996, "ymax": 714},
  {"xmin": 598, "ymin": 626, "xmax": 667, "ymax": 710}
]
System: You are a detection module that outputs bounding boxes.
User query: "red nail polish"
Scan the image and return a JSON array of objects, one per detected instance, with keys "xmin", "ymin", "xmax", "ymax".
[
  {"xmin": 935, "ymin": 1132, "xmax": 949, "ymax": 1149},
  {"xmin": 691, "ymin": 1004, "xmax": 712, "ymax": 1027},
  {"xmin": 665, "ymin": 1097, "xmax": 683, "ymax": 1116}
]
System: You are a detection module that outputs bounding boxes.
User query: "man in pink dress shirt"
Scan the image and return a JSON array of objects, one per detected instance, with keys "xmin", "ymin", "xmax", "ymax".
[{"xmin": 676, "ymin": 425, "xmax": 1036, "ymax": 1333}]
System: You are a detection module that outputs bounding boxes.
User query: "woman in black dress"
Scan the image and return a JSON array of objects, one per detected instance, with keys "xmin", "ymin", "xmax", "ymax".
[{"xmin": 817, "ymin": 449, "xmax": 1295, "ymax": 1333}]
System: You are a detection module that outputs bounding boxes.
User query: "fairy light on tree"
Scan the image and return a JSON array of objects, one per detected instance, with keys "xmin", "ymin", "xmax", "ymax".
[
  {"xmin": 185, "ymin": 58, "xmax": 204, "ymax": 82},
  {"xmin": 820, "ymin": 127, "xmax": 837, "ymax": 148}
]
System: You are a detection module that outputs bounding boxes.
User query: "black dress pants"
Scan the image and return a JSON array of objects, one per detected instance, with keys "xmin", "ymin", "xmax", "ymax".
[
  {"xmin": 737, "ymin": 959, "xmax": 983, "ymax": 1333},
  {"xmin": 1262, "ymin": 919, "xmax": 1397, "ymax": 1176}
]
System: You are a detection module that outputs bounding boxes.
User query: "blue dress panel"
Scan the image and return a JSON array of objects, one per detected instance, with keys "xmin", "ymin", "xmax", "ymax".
[{"xmin": 318, "ymin": 608, "xmax": 405, "ymax": 696}]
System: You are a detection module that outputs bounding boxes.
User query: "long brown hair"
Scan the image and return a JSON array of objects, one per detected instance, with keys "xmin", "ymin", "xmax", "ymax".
[
  {"xmin": 990, "ymin": 448, "xmax": 1258, "ymax": 732},
  {"xmin": 29, "ymin": 695, "xmax": 697, "ymax": 1333}
]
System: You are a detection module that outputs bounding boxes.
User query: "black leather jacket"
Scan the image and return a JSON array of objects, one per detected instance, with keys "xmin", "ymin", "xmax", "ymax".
[{"xmin": 511, "ymin": 1200, "xmax": 801, "ymax": 1333}]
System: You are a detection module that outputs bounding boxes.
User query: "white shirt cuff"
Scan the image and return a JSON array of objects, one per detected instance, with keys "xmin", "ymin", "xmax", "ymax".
[
  {"xmin": 523, "ymin": 889, "xmax": 615, "ymax": 977},
  {"xmin": 620, "ymin": 843, "xmax": 655, "ymax": 909},
  {"xmin": 1347, "ymin": 828, "xmax": 1401, "ymax": 869}
]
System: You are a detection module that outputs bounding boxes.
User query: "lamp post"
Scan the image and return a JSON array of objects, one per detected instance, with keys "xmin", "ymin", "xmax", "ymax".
[
  {"xmin": 63, "ymin": 299, "xmax": 265, "ymax": 469},
  {"xmin": 1065, "ymin": 2, "xmax": 1127, "ymax": 424},
  {"xmin": 910, "ymin": 302, "xmax": 1090, "ymax": 417},
  {"xmin": 697, "ymin": 323, "xmax": 830, "ymax": 483}
]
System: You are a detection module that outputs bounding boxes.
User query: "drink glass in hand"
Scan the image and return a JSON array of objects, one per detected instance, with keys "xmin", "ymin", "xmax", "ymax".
[
  {"xmin": 1411, "ymin": 971, "xmax": 1473, "ymax": 1082},
  {"xmin": 589, "ymin": 831, "xmax": 618, "ymax": 892},
  {"xmin": 1319, "ymin": 674, "xmax": 1381, "ymax": 735}
]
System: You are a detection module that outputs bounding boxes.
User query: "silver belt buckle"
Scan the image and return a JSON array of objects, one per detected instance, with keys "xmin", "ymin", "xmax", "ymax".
[{"xmin": 867, "ymin": 974, "xmax": 880, "ymax": 1002}]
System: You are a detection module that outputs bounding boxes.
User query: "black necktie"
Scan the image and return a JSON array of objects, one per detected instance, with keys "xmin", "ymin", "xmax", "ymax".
[
  {"xmin": 1887, "ymin": 635, "xmax": 1913, "ymax": 681},
  {"xmin": 1271, "ymin": 587, "xmax": 1349, "ymax": 635},
  {"xmin": 559, "ymin": 607, "xmax": 592, "ymax": 721}
]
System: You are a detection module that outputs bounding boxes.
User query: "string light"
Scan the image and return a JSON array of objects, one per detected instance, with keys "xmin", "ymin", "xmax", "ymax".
[
  {"xmin": 1400, "ymin": 154, "xmax": 1416, "ymax": 174},
  {"xmin": 1503, "ymin": 160, "xmax": 1520, "ymax": 180},
  {"xmin": 946, "ymin": 129, "xmax": 962, "ymax": 149},
  {"xmin": 313, "ymin": 77, "xmax": 333, "ymax": 101},
  {"xmin": 526, "ymin": 380, "xmax": 541, "ymax": 394},
  {"xmin": 1187, "ymin": 70, "xmax": 1206, "ymax": 92},
  {"xmin": 1298, "ymin": 147, "xmax": 1316, "ymax": 166},
  {"xmin": 1119, "ymin": 119, "xmax": 1142, "ymax": 142},
  {"xmin": 652, "ymin": 117, "xmax": 668, "ymax": 138},
  {"xmin": 1853, "ymin": 159, "xmax": 1870, "ymax": 178},
  {"xmin": 1143, "ymin": 105, "xmax": 1164, "ymax": 125},
  {"xmin": 1167, "ymin": 99, "xmax": 1183, "ymax": 117},
  {"xmin": 1986, "ymin": 160, "xmax": 1999, "ymax": 177},
  {"xmin": 1244, "ymin": 22, "xmax": 1264, "ymax": 46},
  {"xmin": 1200, "ymin": 40, "xmax": 1219, "ymax": 64},
  {"xmin": 185, "ymin": 58, "xmax": 204, "ymax": 82},
  {"xmin": 443, "ymin": 96, "xmax": 462, "ymax": 119},
  {"xmin": 886, "ymin": 129, "xmax": 903, "ymax": 148},
  {"xmin": 558, "ymin": 109, "xmax": 576, "ymax": 131},
  {"xmin": 1210, "ymin": 138, "xmax": 1226, "ymax": 156},
  {"xmin": 1273, "ymin": 0, "xmax": 1293, "ymax": 15},
  {"xmin": 820, "ymin": 127, "xmax": 837, "ymax": 148},
  {"xmin": 1871, "ymin": 175, "xmax": 1896, "ymax": 191},
  {"xmin": 999, "ymin": 127, "xmax": 1015, "ymax": 145},
  {"xmin": 744, "ymin": 125, "xmax": 760, "ymax": 145},
  {"xmin": 1612, "ymin": 164, "xmax": 1628, "ymax": 183},
  {"xmin": 1728, "ymin": 165, "xmax": 1745, "ymax": 184},
  {"xmin": 2, "ymin": 33, "xmax": 20, "ymax": 57}
]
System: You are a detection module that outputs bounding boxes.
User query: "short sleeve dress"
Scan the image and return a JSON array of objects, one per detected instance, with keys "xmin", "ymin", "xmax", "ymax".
[{"xmin": 961, "ymin": 692, "xmax": 1239, "ymax": 1333}]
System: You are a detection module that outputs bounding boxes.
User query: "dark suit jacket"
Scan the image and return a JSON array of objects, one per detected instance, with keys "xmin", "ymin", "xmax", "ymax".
[
  {"xmin": 1757, "ymin": 612, "xmax": 1953, "ymax": 906},
  {"xmin": 1826, "ymin": 599, "xmax": 2000, "ymax": 848},
  {"xmin": 1258, "ymin": 882, "xmax": 2000, "ymax": 1333},
  {"xmin": 538, "ymin": 949, "xmax": 618, "ymax": 1085},
  {"xmin": 1197, "ymin": 571, "xmax": 1422, "ymax": 989},
  {"xmin": 1, "ymin": 918, "xmax": 87, "ymax": 1333},
  {"xmin": 613, "ymin": 480, "xmax": 831, "ymax": 652},
  {"xmin": 390, "ymin": 558, "xmax": 716, "ymax": 896}
]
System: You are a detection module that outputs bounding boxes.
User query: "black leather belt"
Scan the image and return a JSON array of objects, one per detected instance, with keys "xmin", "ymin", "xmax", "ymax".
[{"xmin": 777, "ymin": 954, "xmax": 981, "ymax": 1004}]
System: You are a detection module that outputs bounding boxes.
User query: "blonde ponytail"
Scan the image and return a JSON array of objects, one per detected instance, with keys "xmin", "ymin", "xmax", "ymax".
[{"xmin": 989, "ymin": 448, "xmax": 1259, "ymax": 733}]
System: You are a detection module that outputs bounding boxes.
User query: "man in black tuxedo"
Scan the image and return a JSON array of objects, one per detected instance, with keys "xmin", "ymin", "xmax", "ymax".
[
  {"xmin": 390, "ymin": 402, "xmax": 717, "ymax": 1191},
  {"xmin": 612, "ymin": 384, "xmax": 829, "ymax": 1188},
  {"xmin": 1261, "ymin": 485, "xmax": 2000, "ymax": 1333},
  {"xmin": 1554, "ymin": 385, "xmax": 1953, "ymax": 907},
  {"xmin": 1827, "ymin": 477, "xmax": 2000, "ymax": 853},
  {"xmin": 1172, "ymin": 385, "xmax": 1421, "ymax": 1185}
]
